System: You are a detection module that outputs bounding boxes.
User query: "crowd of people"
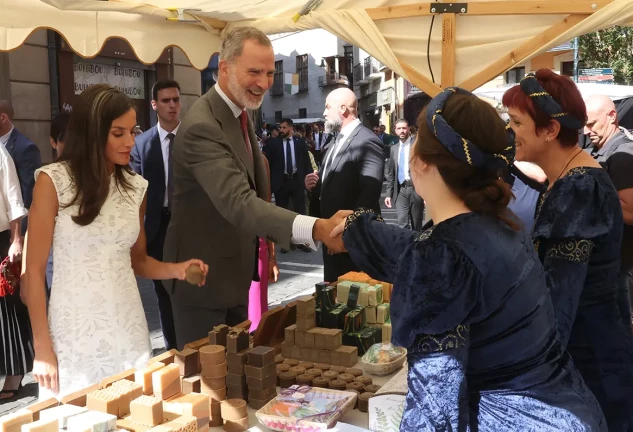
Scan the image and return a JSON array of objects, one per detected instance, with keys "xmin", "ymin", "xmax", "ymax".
[{"xmin": 0, "ymin": 24, "xmax": 631, "ymax": 431}]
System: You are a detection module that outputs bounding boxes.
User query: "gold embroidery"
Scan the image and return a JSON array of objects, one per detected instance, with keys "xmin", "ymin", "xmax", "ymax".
[
  {"xmin": 546, "ymin": 239, "xmax": 593, "ymax": 263},
  {"xmin": 412, "ymin": 325, "xmax": 470, "ymax": 353},
  {"xmin": 344, "ymin": 208, "xmax": 384, "ymax": 231},
  {"xmin": 416, "ymin": 226, "xmax": 436, "ymax": 242},
  {"xmin": 551, "ymin": 112, "xmax": 569, "ymax": 118},
  {"xmin": 462, "ymin": 138, "xmax": 473, "ymax": 165},
  {"xmin": 529, "ymin": 92, "xmax": 549, "ymax": 97}
]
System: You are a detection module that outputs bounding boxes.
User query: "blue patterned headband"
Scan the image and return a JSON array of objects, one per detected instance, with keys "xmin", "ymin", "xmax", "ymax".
[
  {"xmin": 519, "ymin": 73, "xmax": 584, "ymax": 130},
  {"xmin": 426, "ymin": 87, "xmax": 515, "ymax": 171}
]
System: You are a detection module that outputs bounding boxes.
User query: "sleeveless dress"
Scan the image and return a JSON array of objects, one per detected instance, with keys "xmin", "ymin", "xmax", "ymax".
[{"xmin": 36, "ymin": 162, "xmax": 152, "ymax": 400}]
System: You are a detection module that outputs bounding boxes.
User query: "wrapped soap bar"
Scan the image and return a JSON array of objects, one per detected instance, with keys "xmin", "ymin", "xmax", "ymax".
[
  {"xmin": 163, "ymin": 393, "xmax": 210, "ymax": 420},
  {"xmin": 335, "ymin": 281, "xmax": 353, "ymax": 304},
  {"xmin": 135, "ymin": 362, "xmax": 165, "ymax": 396},
  {"xmin": 357, "ymin": 285, "xmax": 370, "ymax": 307},
  {"xmin": 318, "ymin": 285, "xmax": 337, "ymax": 312},
  {"xmin": 368, "ymin": 285, "xmax": 383, "ymax": 306},
  {"xmin": 343, "ymin": 327, "xmax": 381, "ymax": 355},
  {"xmin": 130, "ymin": 395, "xmax": 163, "ymax": 426},
  {"xmin": 377, "ymin": 303, "xmax": 390, "ymax": 324},
  {"xmin": 365, "ymin": 306, "xmax": 377, "ymax": 324},
  {"xmin": 346, "ymin": 284, "xmax": 362, "ymax": 308},
  {"xmin": 322, "ymin": 303, "xmax": 350, "ymax": 329},
  {"xmin": 344, "ymin": 306, "xmax": 366, "ymax": 334},
  {"xmin": 382, "ymin": 320, "xmax": 392, "ymax": 343}
]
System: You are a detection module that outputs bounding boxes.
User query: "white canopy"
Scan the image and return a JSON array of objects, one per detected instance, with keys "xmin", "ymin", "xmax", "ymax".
[
  {"xmin": 3, "ymin": 0, "xmax": 633, "ymax": 96},
  {"xmin": 475, "ymin": 83, "xmax": 633, "ymax": 102}
]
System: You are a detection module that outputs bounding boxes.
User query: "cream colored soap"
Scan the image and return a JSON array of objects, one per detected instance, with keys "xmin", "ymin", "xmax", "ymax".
[
  {"xmin": 39, "ymin": 404, "xmax": 87, "ymax": 428},
  {"xmin": 87, "ymin": 389, "xmax": 120, "ymax": 417},
  {"xmin": 130, "ymin": 396, "xmax": 163, "ymax": 427},
  {"xmin": 20, "ymin": 418, "xmax": 57, "ymax": 432},
  {"xmin": 66, "ymin": 411, "xmax": 117, "ymax": 432},
  {"xmin": 135, "ymin": 363, "xmax": 166, "ymax": 396},
  {"xmin": 0, "ymin": 410, "xmax": 34, "ymax": 432},
  {"xmin": 164, "ymin": 393, "xmax": 210, "ymax": 420},
  {"xmin": 110, "ymin": 381, "xmax": 144, "ymax": 417},
  {"xmin": 152, "ymin": 364, "xmax": 181, "ymax": 400}
]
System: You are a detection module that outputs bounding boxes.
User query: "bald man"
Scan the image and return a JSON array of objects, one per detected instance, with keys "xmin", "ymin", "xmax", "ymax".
[
  {"xmin": 305, "ymin": 88, "xmax": 385, "ymax": 281},
  {"xmin": 585, "ymin": 94, "xmax": 633, "ymax": 320}
]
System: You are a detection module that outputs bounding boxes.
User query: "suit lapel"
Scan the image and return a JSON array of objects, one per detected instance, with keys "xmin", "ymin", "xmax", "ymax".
[
  {"xmin": 322, "ymin": 123, "xmax": 363, "ymax": 192},
  {"xmin": 6, "ymin": 129, "xmax": 17, "ymax": 156},
  {"xmin": 208, "ymin": 89, "xmax": 255, "ymax": 185}
]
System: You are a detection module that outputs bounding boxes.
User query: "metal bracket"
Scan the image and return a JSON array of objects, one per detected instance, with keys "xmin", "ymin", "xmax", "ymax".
[
  {"xmin": 166, "ymin": 8, "xmax": 202, "ymax": 23},
  {"xmin": 429, "ymin": 3, "xmax": 468, "ymax": 14}
]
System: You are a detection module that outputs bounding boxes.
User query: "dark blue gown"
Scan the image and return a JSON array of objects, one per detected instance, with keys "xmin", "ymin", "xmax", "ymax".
[
  {"xmin": 533, "ymin": 167, "xmax": 633, "ymax": 431},
  {"xmin": 343, "ymin": 210, "xmax": 606, "ymax": 431}
]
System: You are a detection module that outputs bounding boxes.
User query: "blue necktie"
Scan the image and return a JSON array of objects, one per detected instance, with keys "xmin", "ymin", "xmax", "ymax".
[
  {"xmin": 286, "ymin": 138, "xmax": 293, "ymax": 175},
  {"xmin": 398, "ymin": 143, "xmax": 407, "ymax": 184}
]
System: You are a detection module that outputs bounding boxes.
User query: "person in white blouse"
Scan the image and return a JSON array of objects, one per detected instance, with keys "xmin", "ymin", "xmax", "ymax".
[{"xmin": 0, "ymin": 142, "xmax": 30, "ymax": 400}]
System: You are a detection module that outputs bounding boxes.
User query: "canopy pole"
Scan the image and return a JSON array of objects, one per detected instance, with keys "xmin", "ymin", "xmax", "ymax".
[
  {"xmin": 457, "ymin": 14, "xmax": 588, "ymax": 91},
  {"xmin": 441, "ymin": 13, "xmax": 456, "ymax": 88}
]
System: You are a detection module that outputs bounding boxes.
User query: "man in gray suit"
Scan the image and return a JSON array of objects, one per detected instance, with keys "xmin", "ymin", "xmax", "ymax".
[{"xmin": 164, "ymin": 26, "xmax": 341, "ymax": 348}]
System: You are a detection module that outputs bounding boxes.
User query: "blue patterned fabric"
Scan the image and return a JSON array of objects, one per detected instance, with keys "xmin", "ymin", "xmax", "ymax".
[
  {"xmin": 533, "ymin": 167, "xmax": 633, "ymax": 431},
  {"xmin": 343, "ymin": 211, "xmax": 606, "ymax": 431}
]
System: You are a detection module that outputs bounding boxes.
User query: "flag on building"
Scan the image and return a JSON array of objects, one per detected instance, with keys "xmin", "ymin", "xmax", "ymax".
[{"xmin": 284, "ymin": 73, "xmax": 299, "ymax": 95}]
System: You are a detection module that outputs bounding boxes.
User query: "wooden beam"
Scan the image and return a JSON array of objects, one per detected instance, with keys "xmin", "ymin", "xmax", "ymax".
[
  {"xmin": 441, "ymin": 13, "xmax": 456, "ymax": 87},
  {"xmin": 200, "ymin": 17, "xmax": 227, "ymax": 30},
  {"xmin": 366, "ymin": 1, "xmax": 610, "ymax": 21},
  {"xmin": 458, "ymin": 14, "xmax": 588, "ymax": 91},
  {"xmin": 400, "ymin": 61, "xmax": 443, "ymax": 97}
]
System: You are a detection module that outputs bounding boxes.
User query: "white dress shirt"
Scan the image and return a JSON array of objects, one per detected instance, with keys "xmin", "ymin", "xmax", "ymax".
[
  {"xmin": 157, "ymin": 122, "xmax": 180, "ymax": 207},
  {"xmin": 283, "ymin": 136, "xmax": 297, "ymax": 174},
  {"xmin": 322, "ymin": 118, "xmax": 361, "ymax": 181},
  {"xmin": 398, "ymin": 137, "xmax": 412, "ymax": 182},
  {"xmin": 0, "ymin": 126, "xmax": 14, "ymax": 147},
  {"xmin": 0, "ymin": 143, "xmax": 26, "ymax": 232},
  {"xmin": 214, "ymin": 85, "xmax": 318, "ymax": 249}
]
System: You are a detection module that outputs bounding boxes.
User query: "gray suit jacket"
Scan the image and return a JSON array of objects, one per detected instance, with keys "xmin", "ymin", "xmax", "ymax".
[{"xmin": 163, "ymin": 87, "xmax": 296, "ymax": 310}]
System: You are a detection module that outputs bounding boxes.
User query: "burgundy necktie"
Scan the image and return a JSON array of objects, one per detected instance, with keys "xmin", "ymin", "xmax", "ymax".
[{"xmin": 239, "ymin": 111, "xmax": 253, "ymax": 160}]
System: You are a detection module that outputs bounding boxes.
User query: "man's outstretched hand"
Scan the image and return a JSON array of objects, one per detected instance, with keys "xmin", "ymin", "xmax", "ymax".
[{"xmin": 313, "ymin": 210, "xmax": 353, "ymax": 254}]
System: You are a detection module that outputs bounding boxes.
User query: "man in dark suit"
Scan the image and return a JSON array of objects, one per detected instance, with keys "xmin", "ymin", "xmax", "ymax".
[
  {"xmin": 385, "ymin": 119, "xmax": 425, "ymax": 230},
  {"xmin": 265, "ymin": 118, "xmax": 311, "ymax": 214},
  {"xmin": 312, "ymin": 123, "xmax": 326, "ymax": 165},
  {"xmin": 130, "ymin": 79, "xmax": 182, "ymax": 350},
  {"xmin": 162, "ymin": 26, "xmax": 344, "ymax": 348},
  {"xmin": 0, "ymin": 100, "xmax": 42, "ymax": 233},
  {"xmin": 305, "ymin": 88, "xmax": 384, "ymax": 282}
]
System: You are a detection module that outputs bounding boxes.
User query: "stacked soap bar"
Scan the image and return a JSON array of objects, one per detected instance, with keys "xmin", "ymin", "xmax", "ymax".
[
  {"xmin": 66, "ymin": 410, "xmax": 117, "ymax": 432},
  {"xmin": 129, "ymin": 395, "xmax": 163, "ymax": 427},
  {"xmin": 20, "ymin": 417, "xmax": 57, "ymax": 432},
  {"xmin": 38, "ymin": 404, "xmax": 87, "ymax": 428},
  {"xmin": 174, "ymin": 349, "xmax": 200, "ymax": 379},
  {"xmin": 199, "ymin": 345, "xmax": 227, "ymax": 426},
  {"xmin": 245, "ymin": 346, "xmax": 277, "ymax": 409},
  {"xmin": 225, "ymin": 335, "xmax": 251, "ymax": 404},
  {"xmin": 220, "ymin": 399, "xmax": 248, "ymax": 432},
  {"xmin": 163, "ymin": 393, "xmax": 211, "ymax": 432},
  {"xmin": 280, "ymin": 291, "xmax": 358, "ymax": 368},
  {"xmin": 152, "ymin": 364, "xmax": 181, "ymax": 401},
  {"xmin": 0, "ymin": 410, "xmax": 33, "ymax": 432}
]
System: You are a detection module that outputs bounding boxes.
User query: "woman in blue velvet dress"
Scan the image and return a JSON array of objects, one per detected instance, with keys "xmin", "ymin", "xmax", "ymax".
[
  {"xmin": 503, "ymin": 70, "xmax": 633, "ymax": 431},
  {"xmin": 331, "ymin": 88, "xmax": 606, "ymax": 431}
]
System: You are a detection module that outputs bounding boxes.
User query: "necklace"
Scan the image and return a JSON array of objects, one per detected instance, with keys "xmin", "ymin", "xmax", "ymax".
[{"xmin": 554, "ymin": 147, "xmax": 583, "ymax": 182}]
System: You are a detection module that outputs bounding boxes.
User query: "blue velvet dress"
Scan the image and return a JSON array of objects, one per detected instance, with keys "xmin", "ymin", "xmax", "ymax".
[
  {"xmin": 343, "ymin": 210, "xmax": 606, "ymax": 431},
  {"xmin": 533, "ymin": 167, "xmax": 633, "ymax": 431}
]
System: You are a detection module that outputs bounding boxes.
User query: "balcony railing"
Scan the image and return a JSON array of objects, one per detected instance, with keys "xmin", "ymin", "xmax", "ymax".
[
  {"xmin": 354, "ymin": 57, "xmax": 384, "ymax": 86},
  {"xmin": 318, "ymin": 72, "xmax": 350, "ymax": 88}
]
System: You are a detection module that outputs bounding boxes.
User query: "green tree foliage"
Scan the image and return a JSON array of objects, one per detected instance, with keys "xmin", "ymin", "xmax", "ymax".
[{"xmin": 579, "ymin": 27, "xmax": 633, "ymax": 84}]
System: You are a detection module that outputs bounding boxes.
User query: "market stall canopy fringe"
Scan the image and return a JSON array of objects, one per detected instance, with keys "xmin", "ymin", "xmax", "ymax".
[{"xmin": 2, "ymin": 0, "xmax": 633, "ymax": 96}]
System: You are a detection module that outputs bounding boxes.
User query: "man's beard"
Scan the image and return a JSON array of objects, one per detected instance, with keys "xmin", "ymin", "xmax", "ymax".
[
  {"xmin": 324, "ymin": 116, "xmax": 342, "ymax": 135},
  {"xmin": 228, "ymin": 69, "xmax": 265, "ymax": 110}
]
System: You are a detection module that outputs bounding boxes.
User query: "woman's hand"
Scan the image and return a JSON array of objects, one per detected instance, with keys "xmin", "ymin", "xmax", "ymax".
[
  {"xmin": 330, "ymin": 217, "xmax": 347, "ymax": 239},
  {"xmin": 268, "ymin": 259, "xmax": 280, "ymax": 283},
  {"xmin": 33, "ymin": 347, "xmax": 59, "ymax": 394},
  {"xmin": 172, "ymin": 259, "xmax": 209, "ymax": 286},
  {"xmin": 8, "ymin": 237, "xmax": 22, "ymax": 263}
]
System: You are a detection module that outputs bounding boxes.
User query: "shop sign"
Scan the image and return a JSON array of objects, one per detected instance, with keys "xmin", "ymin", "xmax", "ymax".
[{"xmin": 74, "ymin": 62, "xmax": 145, "ymax": 99}]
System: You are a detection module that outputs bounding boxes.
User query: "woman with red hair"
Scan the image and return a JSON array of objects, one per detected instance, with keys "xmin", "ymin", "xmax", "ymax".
[{"xmin": 503, "ymin": 69, "xmax": 633, "ymax": 430}]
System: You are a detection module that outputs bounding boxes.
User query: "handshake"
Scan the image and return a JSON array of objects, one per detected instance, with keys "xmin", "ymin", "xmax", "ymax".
[{"xmin": 312, "ymin": 210, "xmax": 353, "ymax": 254}]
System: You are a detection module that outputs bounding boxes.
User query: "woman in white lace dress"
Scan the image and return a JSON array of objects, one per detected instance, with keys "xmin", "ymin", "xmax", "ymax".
[{"xmin": 22, "ymin": 84, "xmax": 208, "ymax": 399}]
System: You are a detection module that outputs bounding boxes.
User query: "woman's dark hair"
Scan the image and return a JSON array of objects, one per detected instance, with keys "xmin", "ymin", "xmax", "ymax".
[
  {"xmin": 50, "ymin": 113, "xmax": 71, "ymax": 143},
  {"xmin": 59, "ymin": 84, "xmax": 135, "ymax": 226},
  {"xmin": 414, "ymin": 93, "xmax": 518, "ymax": 230},
  {"xmin": 502, "ymin": 69, "xmax": 587, "ymax": 147}
]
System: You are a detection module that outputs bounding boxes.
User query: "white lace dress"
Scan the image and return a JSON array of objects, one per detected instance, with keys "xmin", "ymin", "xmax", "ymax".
[{"xmin": 36, "ymin": 162, "xmax": 151, "ymax": 400}]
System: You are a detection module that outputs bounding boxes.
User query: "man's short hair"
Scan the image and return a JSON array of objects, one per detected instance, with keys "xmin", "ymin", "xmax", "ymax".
[
  {"xmin": 0, "ymin": 100, "xmax": 14, "ymax": 121},
  {"xmin": 395, "ymin": 119, "xmax": 409, "ymax": 127},
  {"xmin": 152, "ymin": 80, "xmax": 181, "ymax": 101},
  {"xmin": 220, "ymin": 27, "xmax": 272, "ymax": 63},
  {"xmin": 280, "ymin": 118, "xmax": 294, "ymax": 128}
]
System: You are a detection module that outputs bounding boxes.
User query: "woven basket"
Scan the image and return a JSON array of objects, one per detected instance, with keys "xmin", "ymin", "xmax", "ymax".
[
  {"xmin": 361, "ymin": 351, "xmax": 407, "ymax": 376},
  {"xmin": 255, "ymin": 387, "xmax": 357, "ymax": 432}
]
